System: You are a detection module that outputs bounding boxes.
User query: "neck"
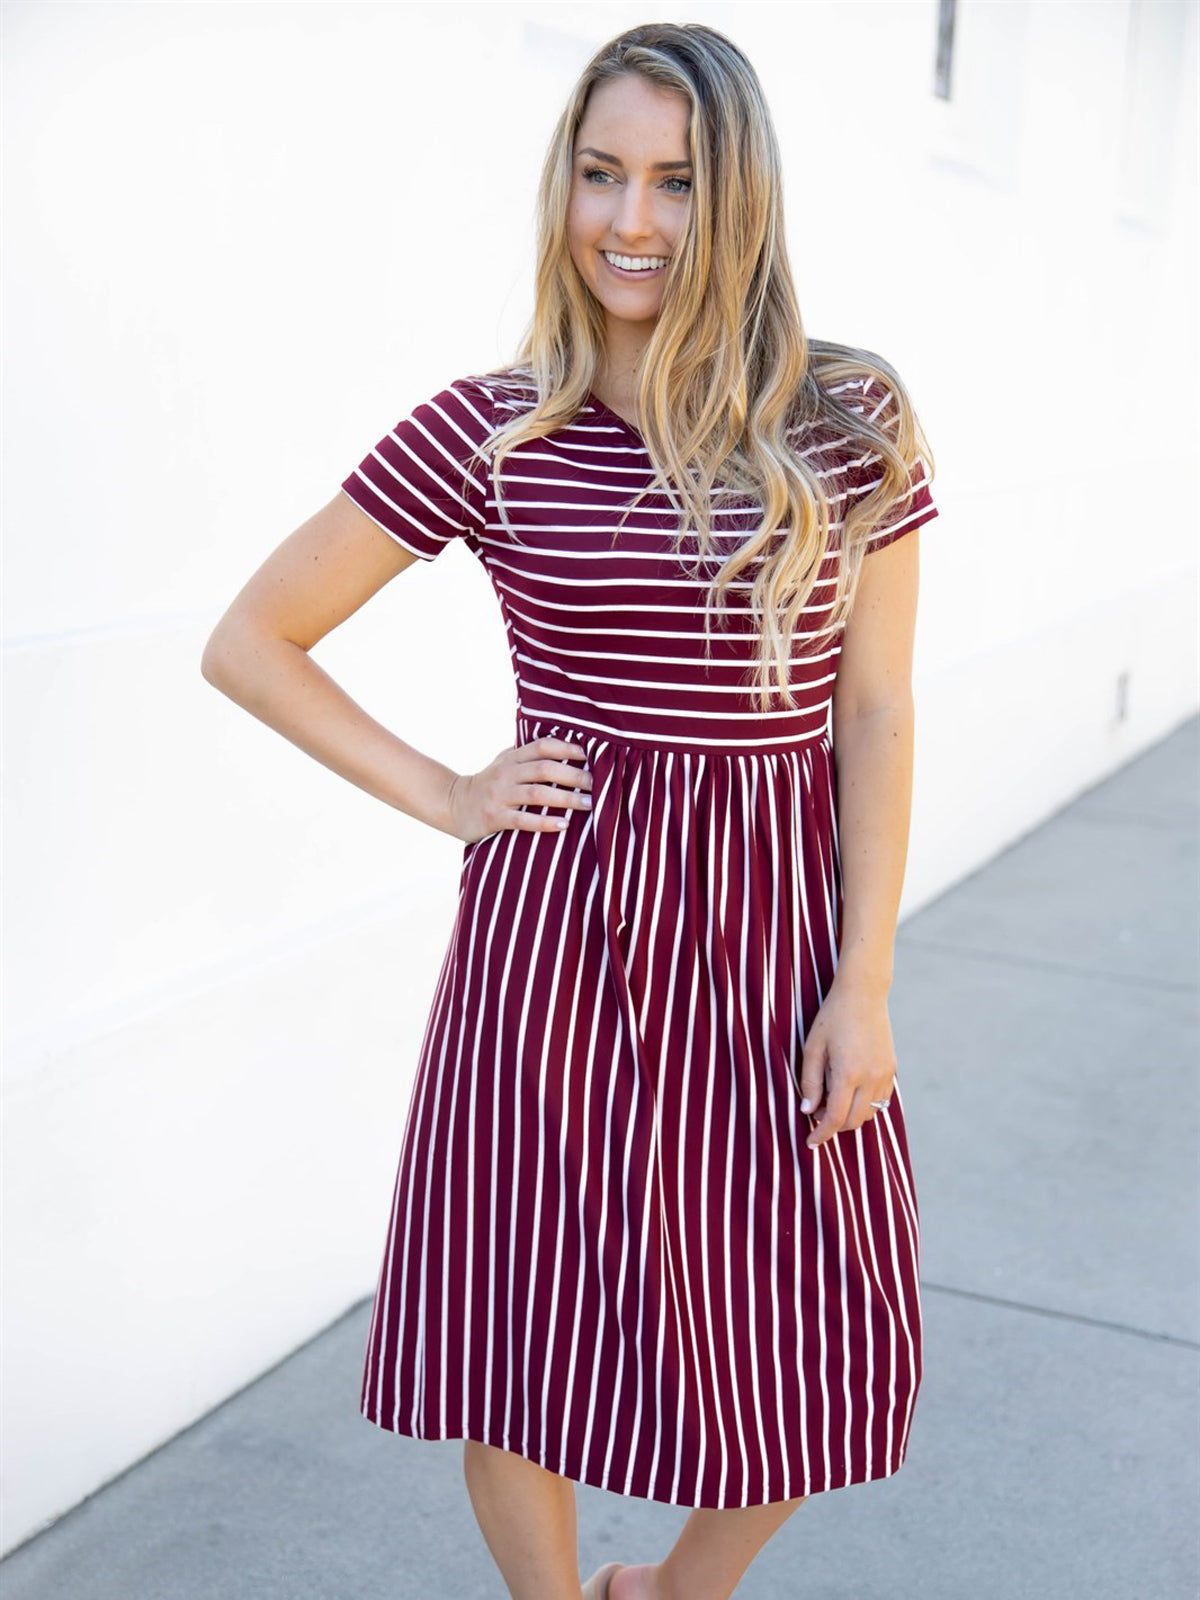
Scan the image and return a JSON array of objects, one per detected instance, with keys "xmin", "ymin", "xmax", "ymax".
[{"xmin": 597, "ymin": 325, "xmax": 653, "ymax": 408}]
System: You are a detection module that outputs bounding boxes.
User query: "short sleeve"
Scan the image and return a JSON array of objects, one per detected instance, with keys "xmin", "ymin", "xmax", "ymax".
[
  {"xmin": 847, "ymin": 376, "xmax": 940, "ymax": 555},
  {"xmin": 861, "ymin": 452, "xmax": 939, "ymax": 554},
  {"xmin": 340, "ymin": 378, "xmax": 493, "ymax": 561}
]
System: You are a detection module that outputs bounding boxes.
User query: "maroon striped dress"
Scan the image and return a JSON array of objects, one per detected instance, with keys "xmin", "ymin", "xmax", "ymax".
[{"xmin": 340, "ymin": 366, "xmax": 939, "ymax": 1508}]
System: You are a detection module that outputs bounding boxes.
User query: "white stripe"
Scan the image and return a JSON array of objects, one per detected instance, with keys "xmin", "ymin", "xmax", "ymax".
[
  {"xmin": 738, "ymin": 756, "xmax": 772, "ymax": 1502},
  {"xmin": 670, "ymin": 754, "xmax": 709, "ymax": 1502},
  {"xmin": 499, "ymin": 799, "xmax": 580, "ymax": 1463},
  {"xmin": 503, "ymin": 601, "xmax": 842, "ymax": 644},
  {"xmin": 598, "ymin": 750, "xmax": 652, "ymax": 1495},
  {"xmin": 483, "ymin": 558, "xmax": 841, "ymax": 597},
  {"xmin": 785, "ymin": 750, "xmax": 813, "ymax": 1495},
  {"xmin": 550, "ymin": 820, "xmax": 614, "ymax": 1477},
  {"xmin": 455, "ymin": 827, "xmax": 524, "ymax": 1434},
  {"xmin": 715, "ymin": 766, "xmax": 752, "ymax": 1503},
  {"xmin": 560, "ymin": 742, "xmax": 624, "ymax": 1478}
]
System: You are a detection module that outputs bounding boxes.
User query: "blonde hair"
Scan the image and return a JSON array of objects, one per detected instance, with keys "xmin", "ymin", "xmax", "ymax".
[{"xmin": 472, "ymin": 21, "xmax": 936, "ymax": 712}]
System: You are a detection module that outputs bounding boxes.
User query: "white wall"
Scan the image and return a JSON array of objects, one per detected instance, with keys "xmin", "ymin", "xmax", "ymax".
[{"xmin": 3, "ymin": 0, "xmax": 1196, "ymax": 1554}]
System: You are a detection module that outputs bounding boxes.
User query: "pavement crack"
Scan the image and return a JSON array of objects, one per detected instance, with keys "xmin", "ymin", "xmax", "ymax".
[{"xmin": 920, "ymin": 1278, "xmax": 1199, "ymax": 1349}]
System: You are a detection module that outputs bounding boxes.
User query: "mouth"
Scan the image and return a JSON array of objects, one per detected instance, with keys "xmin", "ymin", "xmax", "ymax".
[{"xmin": 599, "ymin": 249, "xmax": 669, "ymax": 280}]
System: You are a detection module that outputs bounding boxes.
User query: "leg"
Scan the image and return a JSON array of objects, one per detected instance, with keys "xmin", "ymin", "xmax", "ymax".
[
  {"xmin": 462, "ymin": 1439, "xmax": 584, "ymax": 1600},
  {"xmin": 613, "ymin": 1496, "xmax": 807, "ymax": 1600}
]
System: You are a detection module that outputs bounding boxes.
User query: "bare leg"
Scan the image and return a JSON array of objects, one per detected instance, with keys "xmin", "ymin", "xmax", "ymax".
[
  {"xmin": 462, "ymin": 1439, "xmax": 585, "ymax": 1600},
  {"xmin": 612, "ymin": 1497, "xmax": 807, "ymax": 1600}
]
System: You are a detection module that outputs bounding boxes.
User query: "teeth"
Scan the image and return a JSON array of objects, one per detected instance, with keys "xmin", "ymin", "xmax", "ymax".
[{"xmin": 604, "ymin": 251, "xmax": 668, "ymax": 272}]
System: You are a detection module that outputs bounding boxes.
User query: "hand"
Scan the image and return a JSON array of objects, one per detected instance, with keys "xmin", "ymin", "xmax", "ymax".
[
  {"xmin": 797, "ymin": 978, "xmax": 897, "ymax": 1149},
  {"xmin": 447, "ymin": 736, "xmax": 594, "ymax": 846}
]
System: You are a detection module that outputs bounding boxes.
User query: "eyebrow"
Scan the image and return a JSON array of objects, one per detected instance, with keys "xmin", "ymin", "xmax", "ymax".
[{"xmin": 576, "ymin": 146, "xmax": 692, "ymax": 171}]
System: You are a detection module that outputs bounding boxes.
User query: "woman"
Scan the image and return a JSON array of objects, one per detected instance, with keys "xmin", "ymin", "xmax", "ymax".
[{"xmin": 202, "ymin": 21, "xmax": 939, "ymax": 1600}]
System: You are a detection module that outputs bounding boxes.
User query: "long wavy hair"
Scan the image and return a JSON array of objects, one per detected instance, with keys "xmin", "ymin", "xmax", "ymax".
[{"xmin": 469, "ymin": 21, "xmax": 936, "ymax": 712}]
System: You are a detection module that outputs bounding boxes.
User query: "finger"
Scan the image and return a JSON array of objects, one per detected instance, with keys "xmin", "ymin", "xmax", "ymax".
[
  {"xmin": 797, "ymin": 1039, "xmax": 828, "ymax": 1116},
  {"xmin": 843, "ymin": 1085, "xmax": 878, "ymax": 1133},
  {"xmin": 521, "ymin": 760, "xmax": 595, "ymax": 795},
  {"xmin": 517, "ymin": 781, "xmax": 594, "ymax": 814},
  {"xmin": 806, "ymin": 1076, "xmax": 856, "ymax": 1148},
  {"xmin": 520, "ymin": 737, "xmax": 589, "ymax": 771},
  {"xmin": 493, "ymin": 807, "xmax": 577, "ymax": 835}
]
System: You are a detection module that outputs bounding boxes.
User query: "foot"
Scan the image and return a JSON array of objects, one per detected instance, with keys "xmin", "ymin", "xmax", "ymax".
[{"xmin": 610, "ymin": 1564, "xmax": 667, "ymax": 1600}]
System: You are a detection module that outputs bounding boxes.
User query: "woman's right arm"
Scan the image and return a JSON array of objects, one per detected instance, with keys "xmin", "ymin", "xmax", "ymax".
[
  {"xmin": 200, "ymin": 491, "xmax": 592, "ymax": 841},
  {"xmin": 200, "ymin": 489, "xmax": 471, "ymax": 835}
]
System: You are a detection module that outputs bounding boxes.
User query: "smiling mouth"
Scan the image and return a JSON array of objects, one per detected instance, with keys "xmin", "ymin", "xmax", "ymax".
[{"xmin": 600, "ymin": 250, "xmax": 669, "ymax": 277}]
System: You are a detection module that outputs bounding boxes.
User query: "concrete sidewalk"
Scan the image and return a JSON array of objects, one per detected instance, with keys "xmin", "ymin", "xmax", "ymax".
[{"xmin": 5, "ymin": 719, "xmax": 1197, "ymax": 1599}]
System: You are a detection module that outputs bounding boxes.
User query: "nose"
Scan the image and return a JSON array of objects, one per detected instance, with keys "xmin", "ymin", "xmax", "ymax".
[{"xmin": 611, "ymin": 180, "xmax": 661, "ymax": 243}]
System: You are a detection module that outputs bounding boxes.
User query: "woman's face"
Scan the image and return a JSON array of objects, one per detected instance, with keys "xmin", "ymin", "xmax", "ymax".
[{"xmin": 567, "ymin": 74, "xmax": 692, "ymax": 340}]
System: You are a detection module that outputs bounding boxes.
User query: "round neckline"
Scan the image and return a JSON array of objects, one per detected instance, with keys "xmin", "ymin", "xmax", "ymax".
[{"xmin": 585, "ymin": 390, "xmax": 647, "ymax": 445}]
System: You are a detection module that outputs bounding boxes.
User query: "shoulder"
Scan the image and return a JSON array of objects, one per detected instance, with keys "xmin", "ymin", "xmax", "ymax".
[
  {"xmin": 826, "ymin": 372, "xmax": 901, "ymax": 429},
  {"xmin": 420, "ymin": 372, "xmax": 496, "ymax": 438},
  {"xmin": 454, "ymin": 363, "xmax": 542, "ymax": 432},
  {"xmin": 822, "ymin": 372, "xmax": 874, "ymax": 410},
  {"xmin": 805, "ymin": 340, "xmax": 907, "ymax": 429},
  {"xmin": 820, "ymin": 363, "xmax": 909, "ymax": 476}
]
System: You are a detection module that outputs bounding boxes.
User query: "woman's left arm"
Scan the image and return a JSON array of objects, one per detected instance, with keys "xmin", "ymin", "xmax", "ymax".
[{"xmin": 799, "ymin": 531, "xmax": 920, "ymax": 1149}]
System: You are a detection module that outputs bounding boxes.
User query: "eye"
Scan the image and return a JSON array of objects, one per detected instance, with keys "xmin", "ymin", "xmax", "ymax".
[{"xmin": 581, "ymin": 165, "xmax": 691, "ymax": 195}]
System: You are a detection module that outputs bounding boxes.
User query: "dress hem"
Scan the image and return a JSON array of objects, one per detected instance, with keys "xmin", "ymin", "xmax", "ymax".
[{"xmin": 359, "ymin": 1403, "xmax": 910, "ymax": 1509}]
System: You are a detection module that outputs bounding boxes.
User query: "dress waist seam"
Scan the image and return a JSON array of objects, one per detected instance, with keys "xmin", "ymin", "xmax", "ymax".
[{"xmin": 516, "ymin": 709, "xmax": 831, "ymax": 758}]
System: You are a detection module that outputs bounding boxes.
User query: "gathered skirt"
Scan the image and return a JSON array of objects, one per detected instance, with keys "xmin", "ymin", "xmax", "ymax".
[{"xmin": 359, "ymin": 712, "xmax": 923, "ymax": 1509}]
